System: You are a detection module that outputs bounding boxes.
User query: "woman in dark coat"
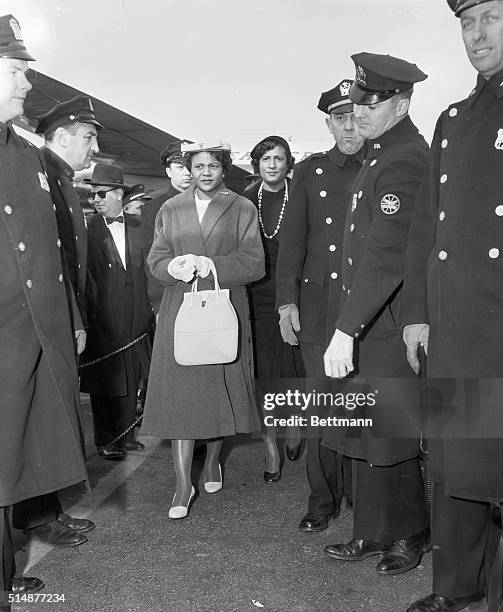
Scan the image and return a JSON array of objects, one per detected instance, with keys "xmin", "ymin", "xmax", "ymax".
[
  {"xmin": 142, "ymin": 141, "xmax": 264, "ymax": 519},
  {"xmin": 245, "ymin": 136, "xmax": 305, "ymax": 482}
]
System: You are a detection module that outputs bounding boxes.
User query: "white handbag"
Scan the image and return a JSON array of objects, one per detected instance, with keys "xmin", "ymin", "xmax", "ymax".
[{"xmin": 173, "ymin": 260, "xmax": 238, "ymax": 366}]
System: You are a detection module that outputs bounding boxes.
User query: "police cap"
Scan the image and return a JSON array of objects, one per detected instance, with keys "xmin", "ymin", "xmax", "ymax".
[
  {"xmin": 447, "ymin": 0, "xmax": 496, "ymax": 16},
  {"xmin": 317, "ymin": 79, "xmax": 354, "ymax": 114},
  {"xmin": 36, "ymin": 96, "xmax": 102, "ymax": 135},
  {"xmin": 159, "ymin": 141, "xmax": 188, "ymax": 167},
  {"xmin": 350, "ymin": 52, "xmax": 427, "ymax": 105},
  {"xmin": 0, "ymin": 14, "xmax": 35, "ymax": 61},
  {"xmin": 123, "ymin": 183, "xmax": 152, "ymax": 205}
]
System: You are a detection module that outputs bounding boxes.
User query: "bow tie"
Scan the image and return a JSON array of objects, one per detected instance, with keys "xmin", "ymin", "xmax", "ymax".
[{"xmin": 105, "ymin": 215, "xmax": 124, "ymax": 225}]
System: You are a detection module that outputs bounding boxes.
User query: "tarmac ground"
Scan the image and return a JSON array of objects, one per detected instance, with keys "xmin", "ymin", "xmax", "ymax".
[{"xmin": 10, "ymin": 397, "xmax": 489, "ymax": 612}]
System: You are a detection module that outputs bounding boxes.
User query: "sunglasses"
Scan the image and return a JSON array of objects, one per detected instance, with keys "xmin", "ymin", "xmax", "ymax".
[{"xmin": 89, "ymin": 188, "xmax": 117, "ymax": 200}]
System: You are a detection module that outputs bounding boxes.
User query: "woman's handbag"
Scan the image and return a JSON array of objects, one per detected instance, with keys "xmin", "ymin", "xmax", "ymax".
[{"xmin": 173, "ymin": 260, "xmax": 238, "ymax": 365}]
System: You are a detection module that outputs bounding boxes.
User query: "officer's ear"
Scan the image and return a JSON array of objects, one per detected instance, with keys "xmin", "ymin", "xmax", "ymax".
[
  {"xmin": 54, "ymin": 126, "xmax": 70, "ymax": 148},
  {"xmin": 325, "ymin": 116, "xmax": 334, "ymax": 136},
  {"xmin": 395, "ymin": 96, "xmax": 410, "ymax": 118}
]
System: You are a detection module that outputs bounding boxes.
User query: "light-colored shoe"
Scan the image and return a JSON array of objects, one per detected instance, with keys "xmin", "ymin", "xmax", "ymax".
[
  {"xmin": 168, "ymin": 486, "xmax": 195, "ymax": 519},
  {"xmin": 204, "ymin": 464, "xmax": 223, "ymax": 494}
]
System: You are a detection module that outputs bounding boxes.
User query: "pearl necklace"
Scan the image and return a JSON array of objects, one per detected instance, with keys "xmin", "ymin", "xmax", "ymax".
[{"xmin": 257, "ymin": 181, "xmax": 288, "ymax": 239}]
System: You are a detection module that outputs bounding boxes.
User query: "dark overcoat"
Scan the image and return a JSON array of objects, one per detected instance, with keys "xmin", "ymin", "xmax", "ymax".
[
  {"xmin": 42, "ymin": 146, "xmax": 87, "ymax": 322},
  {"xmin": 0, "ymin": 124, "xmax": 88, "ymax": 507},
  {"xmin": 403, "ymin": 71, "xmax": 503, "ymax": 502},
  {"xmin": 80, "ymin": 213, "xmax": 154, "ymax": 396},
  {"xmin": 323, "ymin": 116, "xmax": 429, "ymax": 465},
  {"xmin": 275, "ymin": 146, "xmax": 362, "ymax": 345},
  {"xmin": 141, "ymin": 187, "xmax": 265, "ymax": 439}
]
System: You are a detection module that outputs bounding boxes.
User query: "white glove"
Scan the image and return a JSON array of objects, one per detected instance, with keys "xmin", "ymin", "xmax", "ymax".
[
  {"xmin": 403, "ymin": 323, "xmax": 430, "ymax": 375},
  {"xmin": 324, "ymin": 329, "xmax": 355, "ymax": 379},
  {"xmin": 195, "ymin": 256, "xmax": 212, "ymax": 278},
  {"xmin": 168, "ymin": 254, "xmax": 198, "ymax": 282},
  {"xmin": 278, "ymin": 304, "xmax": 301, "ymax": 345}
]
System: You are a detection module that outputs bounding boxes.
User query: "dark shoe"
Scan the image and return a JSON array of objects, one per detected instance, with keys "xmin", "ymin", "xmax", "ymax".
[
  {"xmin": 97, "ymin": 445, "xmax": 126, "ymax": 460},
  {"xmin": 58, "ymin": 512, "xmax": 95, "ymax": 533},
  {"xmin": 406, "ymin": 592, "xmax": 485, "ymax": 611},
  {"xmin": 28, "ymin": 520, "xmax": 87, "ymax": 547},
  {"xmin": 10, "ymin": 577, "xmax": 44, "ymax": 594},
  {"xmin": 117, "ymin": 440, "xmax": 145, "ymax": 451},
  {"xmin": 324, "ymin": 538, "xmax": 388, "ymax": 561},
  {"xmin": 376, "ymin": 529, "xmax": 430, "ymax": 575},
  {"xmin": 286, "ymin": 444, "xmax": 301, "ymax": 461},
  {"xmin": 264, "ymin": 470, "xmax": 281, "ymax": 483},
  {"xmin": 345, "ymin": 494, "xmax": 353, "ymax": 510},
  {"xmin": 299, "ymin": 513, "xmax": 334, "ymax": 533}
]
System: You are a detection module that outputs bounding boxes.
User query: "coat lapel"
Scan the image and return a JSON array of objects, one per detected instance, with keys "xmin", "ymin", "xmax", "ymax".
[
  {"xmin": 200, "ymin": 188, "xmax": 236, "ymax": 242},
  {"xmin": 92, "ymin": 214, "xmax": 123, "ymax": 268},
  {"xmin": 172, "ymin": 189, "xmax": 207, "ymax": 254}
]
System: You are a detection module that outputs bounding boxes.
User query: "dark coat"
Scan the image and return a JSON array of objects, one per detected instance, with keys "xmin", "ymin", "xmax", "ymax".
[
  {"xmin": 141, "ymin": 182, "xmax": 180, "ymax": 314},
  {"xmin": 0, "ymin": 124, "xmax": 88, "ymax": 507},
  {"xmin": 275, "ymin": 146, "xmax": 362, "ymax": 345},
  {"xmin": 323, "ymin": 116, "xmax": 429, "ymax": 465},
  {"xmin": 403, "ymin": 71, "xmax": 503, "ymax": 502},
  {"xmin": 42, "ymin": 146, "xmax": 88, "ymax": 323},
  {"xmin": 141, "ymin": 187, "xmax": 265, "ymax": 439},
  {"xmin": 80, "ymin": 213, "xmax": 154, "ymax": 396}
]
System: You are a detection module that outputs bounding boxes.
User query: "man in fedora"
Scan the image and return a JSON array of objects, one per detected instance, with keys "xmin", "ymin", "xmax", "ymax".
[
  {"xmin": 11, "ymin": 96, "xmax": 102, "ymax": 549},
  {"xmin": 80, "ymin": 164, "xmax": 154, "ymax": 460},
  {"xmin": 0, "ymin": 14, "xmax": 88, "ymax": 608}
]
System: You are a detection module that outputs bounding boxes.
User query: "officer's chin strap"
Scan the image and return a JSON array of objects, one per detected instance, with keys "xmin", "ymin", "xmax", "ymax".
[{"xmin": 488, "ymin": 502, "xmax": 503, "ymax": 612}]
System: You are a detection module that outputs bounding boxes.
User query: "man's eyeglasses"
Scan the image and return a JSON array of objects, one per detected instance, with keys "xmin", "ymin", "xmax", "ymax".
[{"xmin": 89, "ymin": 188, "xmax": 116, "ymax": 200}]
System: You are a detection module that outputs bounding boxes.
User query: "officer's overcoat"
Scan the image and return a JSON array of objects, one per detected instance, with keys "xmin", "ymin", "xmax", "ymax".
[
  {"xmin": 403, "ymin": 71, "xmax": 503, "ymax": 502},
  {"xmin": 275, "ymin": 146, "xmax": 362, "ymax": 345},
  {"xmin": 323, "ymin": 116, "xmax": 429, "ymax": 465},
  {"xmin": 0, "ymin": 125, "xmax": 88, "ymax": 507}
]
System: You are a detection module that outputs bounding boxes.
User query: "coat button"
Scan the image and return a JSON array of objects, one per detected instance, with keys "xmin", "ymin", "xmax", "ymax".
[
  {"xmin": 350, "ymin": 224, "xmax": 355, "ymax": 232},
  {"xmin": 4, "ymin": 205, "xmax": 12, "ymax": 214},
  {"xmin": 320, "ymin": 190, "xmax": 327, "ymax": 197},
  {"xmin": 57, "ymin": 238, "xmax": 61, "ymax": 247},
  {"xmin": 440, "ymin": 174, "xmax": 448, "ymax": 184},
  {"xmin": 18, "ymin": 242, "xmax": 26, "ymax": 252},
  {"xmin": 342, "ymin": 285, "xmax": 346, "ymax": 291},
  {"xmin": 326, "ymin": 217, "xmax": 332, "ymax": 224},
  {"xmin": 449, "ymin": 107, "xmax": 458, "ymax": 117},
  {"xmin": 53, "ymin": 205, "xmax": 56, "ymax": 212},
  {"xmin": 304, "ymin": 278, "xmax": 309, "ymax": 283},
  {"xmin": 439, "ymin": 211, "xmax": 445, "ymax": 221},
  {"xmin": 348, "ymin": 258, "xmax": 353, "ymax": 265},
  {"xmin": 489, "ymin": 248, "xmax": 500, "ymax": 259},
  {"xmin": 329, "ymin": 244, "xmax": 336, "ymax": 252},
  {"xmin": 438, "ymin": 250, "xmax": 448, "ymax": 261},
  {"xmin": 26, "ymin": 279, "xmax": 32, "ymax": 288},
  {"xmin": 441, "ymin": 139, "xmax": 448, "ymax": 148},
  {"xmin": 108, "ymin": 263, "xmax": 112, "ymax": 268},
  {"xmin": 69, "ymin": 207, "xmax": 73, "ymax": 213},
  {"xmin": 331, "ymin": 272, "xmax": 338, "ymax": 279},
  {"xmin": 58, "ymin": 274, "xmax": 63, "ymax": 282},
  {"xmin": 316, "ymin": 168, "xmax": 323, "ymax": 175},
  {"xmin": 358, "ymin": 191, "xmax": 363, "ymax": 198},
  {"xmin": 354, "ymin": 332, "xmax": 359, "ymax": 338},
  {"xmin": 370, "ymin": 160, "xmax": 377, "ymax": 167},
  {"xmin": 75, "ymin": 235, "xmax": 78, "ymax": 241},
  {"xmin": 495, "ymin": 205, "xmax": 503, "ymax": 216}
]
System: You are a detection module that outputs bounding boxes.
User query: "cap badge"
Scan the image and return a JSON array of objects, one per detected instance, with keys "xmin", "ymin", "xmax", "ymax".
[
  {"xmin": 355, "ymin": 65, "xmax": 367, "ymax": 85},
  {"xmin": 494, "ymin": 128, "xmax": 503, "ymax": 151},
  {"xmin": 9, "ymin": 17, "xmax": 23, "ymax": 41},
  {"xmin": 38, "ymin": 172, "xmax": 50, "ymax": 192},
  {"xmin": 380, "ymin": 194, "xmax": 400, "ymax": 215},
  {"xmin": 339, "ymin": 81, "xmax": 351, "ymax": 97}
]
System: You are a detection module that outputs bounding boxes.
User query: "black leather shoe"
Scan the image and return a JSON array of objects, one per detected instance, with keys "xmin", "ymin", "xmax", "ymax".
[
  {"xmin": 264, "ymin": 470, "xmax": 281, "ymax": 483},
  {"xmin": 10, "ymin": 577, "xmax": 44, "ymax": 594},
  {"xmin": 299, "ymin": 513, "xmax": 334, "ymax": 533},
  {"xmin": 28, "ymin": 520, "xmax": 87, "ymax": 547},
  {"xmin": 406, "ymin": 592, "xmax": 485, "ymax": 611},
  {"xmin": 376, "ymin": 529, "xmax": 430, "ymax": 575},
  {"xmin": 286, "ymin": 444, "xmax": 301, "ymax": 461},
  {"xmin": 117, "ymin": 440, "xmax": 145, "ymax": 451},
  {"xmin": 58, "ymin": 512, "xmax": 95, "ymax": 533},
  {"xmin": 98, "ymin": 445, "xmax": 126, "ymax": 460},
  {"xmin": 324, "ymin": 538, "xmax": 388, "ymax": 561}
]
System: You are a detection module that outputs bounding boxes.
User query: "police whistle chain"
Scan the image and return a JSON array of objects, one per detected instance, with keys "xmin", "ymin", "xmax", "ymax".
[{"xmin": 78, "ymin": 331, "xmax": 151, "ymax": 369}]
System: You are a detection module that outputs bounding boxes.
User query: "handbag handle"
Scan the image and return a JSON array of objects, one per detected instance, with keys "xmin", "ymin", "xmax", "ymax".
[{"xmin": 190, "ymin": 259, "xmax": 223, "ymax": 303}]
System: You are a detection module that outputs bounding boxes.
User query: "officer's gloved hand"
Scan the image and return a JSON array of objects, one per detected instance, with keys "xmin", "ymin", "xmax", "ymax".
[
  {"xmin": 278, "ymin": 304, "xmax": 300, "ymax": 345},
  {"xmin": 168, "ymin": 254, "xmax": 198, "ymax": 282},
  {"xmin": 323, "ymin": 328, "xmax": 354, "ymax": 378},
  {"xmin": 403, "ymin": 323, "xmax": 430, "ymax": 375}
]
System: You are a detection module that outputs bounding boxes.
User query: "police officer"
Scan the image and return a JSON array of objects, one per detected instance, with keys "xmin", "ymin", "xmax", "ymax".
[
  {"xmin": 275, "ymin": 81, "xmax": 364, "ymax": 532},
  {"xmin": 141, "ymin": 141, "xmax": 192, "ymax": 314},
  {"xmin": 123, "ymin": 184, "xmax": 151, "ymax": 215},
  {"xmin": 11, "ymin": 96, "xmax": 102, "ymax": 549},
  {"xmin": 0, "ymin": 15, "xmax": 88, "ymax": 608},
  {"xmin": 323, "ymin": 54, "xmax": 430, "ymax": 574},
  {"xmin": 403, "ymin": 1, "xmax": 503, "ymax": 609}
]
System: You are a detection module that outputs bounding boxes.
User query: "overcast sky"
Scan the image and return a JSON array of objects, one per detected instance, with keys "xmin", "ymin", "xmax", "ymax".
[{"xmin": 2, "ymin": 0, "xmax": 476, "ymax": 152}]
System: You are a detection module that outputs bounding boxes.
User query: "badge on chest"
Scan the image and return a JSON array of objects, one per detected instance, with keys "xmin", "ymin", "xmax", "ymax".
[
  {"xmin": 380, "ymin": 194, "xmax": 400, "ymax": 215},
  {"xmin": 495, "ymin": 129, "xmax": 503, "ymax": 151}
]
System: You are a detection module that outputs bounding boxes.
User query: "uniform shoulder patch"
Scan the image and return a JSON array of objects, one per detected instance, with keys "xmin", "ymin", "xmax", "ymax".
[{"xmin": 380, "ymin": 193, "xmax": 400, "ymax": 215}]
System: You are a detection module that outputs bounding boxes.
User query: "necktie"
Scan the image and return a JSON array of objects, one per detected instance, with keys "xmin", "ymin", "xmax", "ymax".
[{"xmin": 105, "ymin": 215, "xmax": 124, "ymax": 225}]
